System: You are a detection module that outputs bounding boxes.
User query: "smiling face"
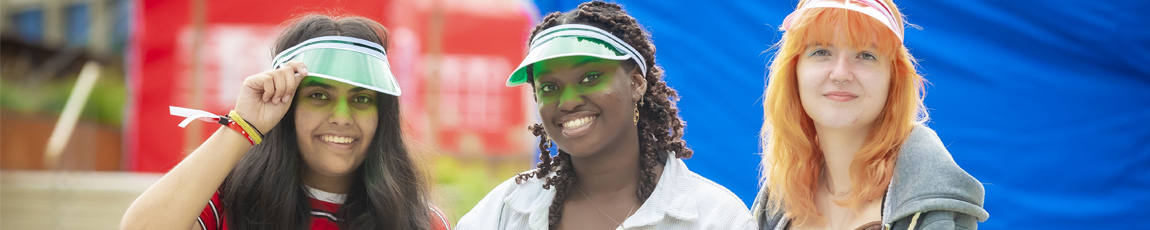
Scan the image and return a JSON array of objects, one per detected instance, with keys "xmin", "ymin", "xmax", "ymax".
[
  {"xmin": 293, "ymin": 77, "xmax": 378, "ymax": 180},
  {"xmin": 531, "ymin": 56, "xmax": 640, "ymax": 157},
  {"xmin": 796, "ymin": 40, "xmax": 892, "ymax": 131}
]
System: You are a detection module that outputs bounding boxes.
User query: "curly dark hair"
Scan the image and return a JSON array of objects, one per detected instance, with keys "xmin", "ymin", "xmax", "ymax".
[{"xmin": 512, "ymin": 1, "xmax": 692, "ymax": 229}]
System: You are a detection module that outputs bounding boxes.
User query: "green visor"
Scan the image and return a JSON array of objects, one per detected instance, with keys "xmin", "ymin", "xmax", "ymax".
[
  {"xmin": 507, "ymin": 24, "xmax": 647, "ymax": 86},
  {"xmin": 271, "ymin": 36, "xmax": 401, "ymax": 96}
]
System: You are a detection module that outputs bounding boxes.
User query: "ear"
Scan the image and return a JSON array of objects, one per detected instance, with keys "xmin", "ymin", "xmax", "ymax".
[{"xmin": 630, "ymin": 67, "xmax": 647, "ymax": 102}]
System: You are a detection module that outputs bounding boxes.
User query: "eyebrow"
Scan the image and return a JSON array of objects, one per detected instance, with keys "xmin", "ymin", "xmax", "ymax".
[
  {"xmin": 572, "ymin": 57, "xmax": 602, "ymax": 68},
  {"xmin": 302, "ymin": 79, "xmax": 370, "ymax": 93},
  {"xmin": 809, "ymin": 43, "xmax": 879, "ymax": 50}
]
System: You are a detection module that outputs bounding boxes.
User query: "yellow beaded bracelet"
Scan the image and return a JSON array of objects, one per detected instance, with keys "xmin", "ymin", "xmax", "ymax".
[{"xmin": 228, "ymin": 110, "xmax": 263, "ymax": 145}]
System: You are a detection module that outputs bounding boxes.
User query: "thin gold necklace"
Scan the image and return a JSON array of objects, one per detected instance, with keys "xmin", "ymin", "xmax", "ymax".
[
  {"xmin": 823, "ymin": 170, "xmax": 852, "ymax": 197},
  {"xmin": 575, "ymin": 185, "xmax": 637, "ymax": 228},
  {"xmin": 823, "ymin": 169, "xmax": 853, "ymax": 229},
  {"xmin": 828, "ymin": 205, "xmax": 853, "ymax": 230}
]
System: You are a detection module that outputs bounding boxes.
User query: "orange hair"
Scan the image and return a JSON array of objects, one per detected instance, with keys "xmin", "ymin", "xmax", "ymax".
[{"xmin": 761, "ymin": 0, "xmax": 928, "ymax": 224}]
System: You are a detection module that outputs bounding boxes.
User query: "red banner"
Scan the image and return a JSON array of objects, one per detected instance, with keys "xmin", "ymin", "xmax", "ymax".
[{"xmin": 127, "ymin": 0, "xmax": 535, "ymax": 172}]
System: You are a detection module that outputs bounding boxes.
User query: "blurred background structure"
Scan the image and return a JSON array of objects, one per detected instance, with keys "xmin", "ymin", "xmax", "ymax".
[{"xmin": 1, "ymin": 0, "xmax": 1147, "ymax": 229}]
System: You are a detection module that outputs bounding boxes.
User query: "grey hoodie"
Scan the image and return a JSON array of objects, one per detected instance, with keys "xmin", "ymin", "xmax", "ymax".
[{"xmin": 752, "ymin": 124, "xmax": 989, "ymax": 230}]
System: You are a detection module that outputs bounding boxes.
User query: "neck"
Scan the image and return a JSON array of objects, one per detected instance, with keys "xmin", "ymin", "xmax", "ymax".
[
  {"xmin": 568, "ymin": 130, "xmax": 653, "ymax": 197},
  {"xmin": 301, "ymin": 168, "xmax": 354, "ymax": 194},
  {"xmin": 815, "ymin": 124, "xmax": 871, "ymax": 194}
]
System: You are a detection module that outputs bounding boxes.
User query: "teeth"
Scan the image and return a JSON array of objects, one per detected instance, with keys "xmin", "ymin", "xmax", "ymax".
[
  {"xmin": 562, "ymin": 116, "xmax": 594, "ymax": 129},
  {"xmin": 321, "ymin": 135, "xmax": 354, "ymax": 144}
]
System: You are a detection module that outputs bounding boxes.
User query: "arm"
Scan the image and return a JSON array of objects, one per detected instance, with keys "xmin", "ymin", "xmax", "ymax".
[{"xmin": 120, "ymin": 62, "xmax": 308, "ymax": 230}]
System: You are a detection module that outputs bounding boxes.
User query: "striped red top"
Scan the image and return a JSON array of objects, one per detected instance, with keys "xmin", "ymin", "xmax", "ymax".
[{"xmin": 197, "ymin": 189, "xmax": 450, "ymax": 230}]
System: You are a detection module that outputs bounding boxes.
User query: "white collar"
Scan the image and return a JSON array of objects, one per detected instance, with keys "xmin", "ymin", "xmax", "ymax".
[
  {"xmin": 507, "ymin": 152, "xmax": 699, "ymax": 229},
  {"xmin": 624, "ymin": 153, "xmax": 699, "ymax": 227},
  {"xmin": 305, "ymin": 185, "xmax": 347, "ymax": 204}
]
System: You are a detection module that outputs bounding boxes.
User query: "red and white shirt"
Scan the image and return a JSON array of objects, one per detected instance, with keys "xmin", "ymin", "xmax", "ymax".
[{"xmin": 198, "ymin": 186, "xmax": 451, "ymax": 230}]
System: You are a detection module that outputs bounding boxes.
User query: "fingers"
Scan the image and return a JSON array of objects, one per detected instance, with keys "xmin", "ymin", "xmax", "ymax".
[
  {"xmin": 273, "ymin": 67, "xmax": 290, "ymax": 103},
  {"xmin": 241, "ymin": 61, "xmax": 309, "ymax": 104},
  {"xmin": 277, "ymin": 61, "xmax": 308, "ymax": 103},
  {"xmin": 283, "ymin": 61, "xmax": 308, "ymax": 79},
  {"xmin": 259, "ymin": 61, "xmax": 307, "ymax": 104},
  {"xmin": 260, "ymin": 73, "xmax": 275, "ymax": 102}
]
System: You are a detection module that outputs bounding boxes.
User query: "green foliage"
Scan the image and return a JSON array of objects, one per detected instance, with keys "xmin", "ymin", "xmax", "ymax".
[{"xmin": 0, "ymin": 67, "xmax": 126, "ymax": 126}]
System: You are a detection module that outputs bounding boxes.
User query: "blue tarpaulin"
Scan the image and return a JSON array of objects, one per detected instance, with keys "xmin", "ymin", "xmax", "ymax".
[{"xmin": 531, "ymin": 0, "xmax": 1150, "ymax": 228}]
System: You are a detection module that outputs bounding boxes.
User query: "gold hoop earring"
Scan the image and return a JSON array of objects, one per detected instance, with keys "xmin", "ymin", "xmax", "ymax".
[
  {"xmin": 634, "ymin": 98, "xmax": 643, "ymax": 125},
  {"xmin": 634, "ymin": 106, "xmax": 639, "ymax": 124}
]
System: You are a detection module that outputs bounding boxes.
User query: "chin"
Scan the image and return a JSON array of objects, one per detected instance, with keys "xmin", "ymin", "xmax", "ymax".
[
  {"xmin": 812, "ymin": 115, "xmax": 862, "ymax": 128},
  {"xmin": 553, "ymin": 141, "xmax": 601, "ymax": 158},
  {"xmin": 315, "ymin": 160, "xmax": 360, "ymax": 175}
]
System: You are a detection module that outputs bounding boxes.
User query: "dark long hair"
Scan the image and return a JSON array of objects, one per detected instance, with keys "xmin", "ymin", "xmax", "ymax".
[
  {"xmin": 220, "ymin": 14, "xmax": 432, "ymax": 230},
  {"xmin": 512, "ymin": 2, "xmax": 693, "ymax": 229}
]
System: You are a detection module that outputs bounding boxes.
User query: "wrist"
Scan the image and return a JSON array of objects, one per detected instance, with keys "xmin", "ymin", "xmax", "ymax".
[
  {"xmin": 227, "ymin": 111, "xmax": 264, "ymax": 145},
  {"xmin": 217, "ymin": 125, "xmax": 254, "ymax": 147}
]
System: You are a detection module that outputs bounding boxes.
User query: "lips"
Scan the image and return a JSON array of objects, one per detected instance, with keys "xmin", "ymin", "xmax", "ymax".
[
  {"xmin": 823, "ymin": 91, "xmax": 858, "ymax": 102},
  {"xmin": 318, "ymin": 134, "xmax": 357, "ymax": 150},
  {"xmin": 556, "ymin": 113, "xmax": 598, "ymax": 138}
]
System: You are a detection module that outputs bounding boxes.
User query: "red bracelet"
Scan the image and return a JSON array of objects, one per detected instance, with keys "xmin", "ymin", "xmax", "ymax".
[{"xmin": 225, "ymin": 120, "xmax": 256, "ymax": 145}]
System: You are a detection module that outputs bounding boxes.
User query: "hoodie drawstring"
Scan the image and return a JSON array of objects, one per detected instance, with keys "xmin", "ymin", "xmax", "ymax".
[{"xmin": 907, "ymin": 212, "xmax": 922, "ymax": 229}]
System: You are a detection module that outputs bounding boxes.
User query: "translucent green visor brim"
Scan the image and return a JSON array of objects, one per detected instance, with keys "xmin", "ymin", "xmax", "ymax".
[
  {"xmin": 279, "ymin": 48, "xmax": 401, "ymax": 96},
  {"xmin": 507, "ymin": 36, "xmax": 632, "ymax": 86}
]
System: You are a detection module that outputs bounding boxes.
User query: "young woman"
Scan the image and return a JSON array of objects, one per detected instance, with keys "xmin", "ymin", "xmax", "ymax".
[
  {"xmin": 753, "ymin": 0, "xmax": 988, "ymax": 229},
  {"xmin": 121, "ymin": 14, "xmax": 449, "ymax": 230},
  {"xmin": 456, "ymin": 1, "xmax": 753, "ymax": 230}
]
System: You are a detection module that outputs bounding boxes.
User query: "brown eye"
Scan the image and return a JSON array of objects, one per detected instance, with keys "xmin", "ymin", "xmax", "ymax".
[
  {"xmin": 308, "ymin": 92, "xmax": 329, "ymax": 100},
  {"xmin": 353, "ymin": 95, "xmax": 372, "ymax": 104},
  {"xmin": 580, "ymin": 73, "xmax": 601, "ymax": 83},
  {"xmin": 540, "ymin": 83, "xmax": 558, "ymax": 93}
]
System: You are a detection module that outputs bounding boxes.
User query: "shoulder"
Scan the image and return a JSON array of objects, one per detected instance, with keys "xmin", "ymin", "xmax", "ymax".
[
  {"xmin": 675, "ymin": 161, "xmax": 755, "ymax": 228},
  {"xmin": 887, "ymin": 124, "xmax": 988, "ymax": 224},
  {"xmin": 897, "ymin": 124, "xmax": 954, "ymax": 166},
  {"xmin": 429, "ymin": 203, "xmax": 452, "ymax": 230},
  {"xmin": 685, "ymin": 170, "xmax": 750, "ymax": 213},
  {"xmin": 895, "ymin": 124, "xmax": 975, "ymax": 183},
  {"xmin": 486, "ymin": 171, "xmax": 552, "ymax": 209},
  {"xmin": 488, "ymin": 175, "xmax": 530, "ymax": 200}
]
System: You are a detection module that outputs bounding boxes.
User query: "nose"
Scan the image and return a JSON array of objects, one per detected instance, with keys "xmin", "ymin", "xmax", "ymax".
[
  {"xmin": 556, "ymin": 86, "xmax": 586, "ymax": 112},
  {"xmin": 828, "ymin": 54, "xmax": 854, "ymax": 84},
  {"xmin": 328, "ymin": 98, "xmax": 353, "ymax": 126}
]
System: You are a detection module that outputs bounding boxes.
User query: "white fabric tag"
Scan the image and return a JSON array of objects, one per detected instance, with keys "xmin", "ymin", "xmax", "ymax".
[{"xmin": 169, "ymin": 106, "xmax": 220, "ymax": 128}]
